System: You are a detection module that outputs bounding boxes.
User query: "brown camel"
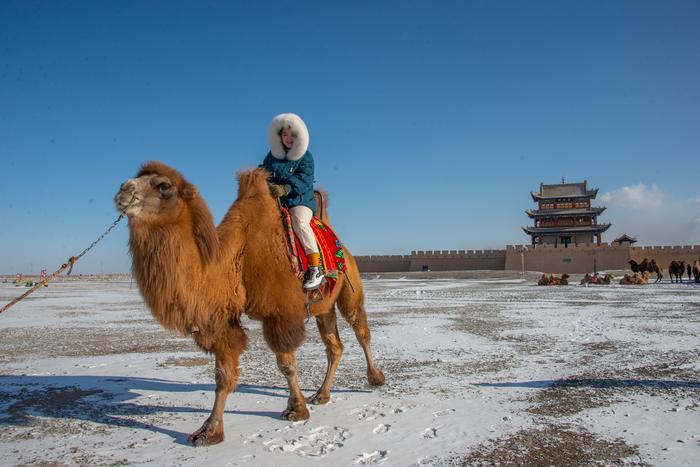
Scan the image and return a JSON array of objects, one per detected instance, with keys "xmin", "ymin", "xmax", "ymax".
[
  {"xmin": 628, "ymin": 258, "xmax": 662, "ymax": 283},
  {"xmin": 580, "ymin": 272, "xmax": 614, "ymax": 285},
  {"xmin": 619, "ymin": 271, "xmax": 649, "ymax": 285},
  {"xmin": 114, "ymin": 161, "xmax": 385, "ymax": 446},
  {"xmin": 694, "ymin": 260, "xmax": 700, "ymax": 283},
  {"xmin": 537, "ymin": 273, "xmax": 569, "ymax": 285},
  {"xmin": 669, "ymin": 260, "xmax": 685, "ymax": 283}
]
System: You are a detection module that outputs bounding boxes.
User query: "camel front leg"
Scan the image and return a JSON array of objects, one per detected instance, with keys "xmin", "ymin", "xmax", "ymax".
[
  {"xmin": 308, "ymin": 310, "xmax": 344, "ymax": 405},
  {"xmin": 276, "ymin": 352, "xmax": 310, "ymax": 421},
  {"xmin": 188, "ymin": 350, "xmax": 241, "ymax": 446}
]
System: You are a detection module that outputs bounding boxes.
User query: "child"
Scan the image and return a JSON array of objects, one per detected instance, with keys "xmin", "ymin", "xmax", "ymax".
[{"xmin": 261, "ymin": 113, "xmax": 324, "ymax": 289}]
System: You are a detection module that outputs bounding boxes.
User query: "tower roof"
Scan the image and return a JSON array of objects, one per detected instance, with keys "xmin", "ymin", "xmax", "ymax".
[{"xmin": 531, "ymin": 180, "xmax": 599, "ymax": 201}]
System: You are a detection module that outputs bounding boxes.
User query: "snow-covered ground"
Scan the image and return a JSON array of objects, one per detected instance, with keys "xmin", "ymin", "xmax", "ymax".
[{"xmin": 0, "ymin": 274, "xmax": 698, "ymax": 466}]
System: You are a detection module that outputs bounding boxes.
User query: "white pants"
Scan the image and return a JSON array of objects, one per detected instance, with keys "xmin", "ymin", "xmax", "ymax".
[{"xmin": 290, "ymin": 205, "xmax": 319, "ymax": 255}]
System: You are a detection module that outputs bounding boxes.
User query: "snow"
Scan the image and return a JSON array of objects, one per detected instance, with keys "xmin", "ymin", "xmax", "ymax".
[{"xmin": 0, "ymin": 276, "xmax": 698, "ymax": 465}]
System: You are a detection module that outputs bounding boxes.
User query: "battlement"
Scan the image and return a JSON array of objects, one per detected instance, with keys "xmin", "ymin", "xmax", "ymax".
[
  {"xmin": 410, "ymin": 249, "xmax": 506, "ymax": 258},
  {"xmin": 357, "ymin": 244, "xmax": 700, "ymax": 274}
]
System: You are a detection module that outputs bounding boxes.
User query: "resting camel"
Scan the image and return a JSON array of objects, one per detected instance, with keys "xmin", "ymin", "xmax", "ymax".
[
  {"xmin": 619, "ymin": 271, "xmax": 649, "ymax": 285},
  {"xmin": 114, "ymin": 162, "xmax": 385, "ymax": 446},
  {"xmin": 537, "ymin": 273, "xmax": 569, "ymax": 285},
  {"xmin": 628, "ymin": 258, "xmax": 662, "ymax": 283},
  {"xmin": 580, "ymin": 272, "xmax": 614, "ymax": 285},
  {"xmin": 669, "ymin": 260, "xmax": 685, "ymax": 283}
]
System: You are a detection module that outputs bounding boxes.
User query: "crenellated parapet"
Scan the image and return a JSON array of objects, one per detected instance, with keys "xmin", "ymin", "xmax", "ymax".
[{"xmin": 356, "ymin": 243, "xmax": 700, "ymax": 274}]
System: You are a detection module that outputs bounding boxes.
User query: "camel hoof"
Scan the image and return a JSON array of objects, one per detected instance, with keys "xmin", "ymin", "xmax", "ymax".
[
  {"xmin": 368, "ymin": 368, "xmax": 386, "ymax": 386},
  {"xmin": 281, "ymin": 407, "xmax": 310, "ymax": 421},
  {"xmin": 307, "ymin": 391, "xmax": 330, "ymax": 405},
  {"xmin": 188, "ymin": 421, "xmax": 224, "ymax": 447}
]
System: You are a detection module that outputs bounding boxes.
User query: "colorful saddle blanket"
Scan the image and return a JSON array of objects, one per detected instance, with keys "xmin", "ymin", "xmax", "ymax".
[{"xmin": 281, "ymin": 207, "xmax": 346, "ymax": 294}]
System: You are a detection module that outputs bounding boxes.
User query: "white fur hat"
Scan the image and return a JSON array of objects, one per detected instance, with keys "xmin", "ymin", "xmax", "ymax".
[{"xmin": 268, "ymin": 113, "xmax": 310, "ymax": 161}]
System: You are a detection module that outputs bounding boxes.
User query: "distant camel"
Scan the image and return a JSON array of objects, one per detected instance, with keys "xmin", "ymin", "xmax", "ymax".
[
  {"xmin": 619, "ymin": 271, "xmax": 649, "ymax": 285},
  {"xmin": 628, "ymin": 258, "xmax": 662, "ymax": 283},
  {"xmin": 687, "ymin": 263, "xmax": 693, "ymax": 282},
  {"xmin": 693, "ymin": 260, "xmax": 700, "ymax": 283},
  {"xmin": 537, "ymin": 273, "xmax": 569, "ymax": 286},
  {"xmin": 669, "ymin": 261, "xmax": 685, "ymax": 283},
  {"xmin": 581, "ymin": 272, "xmax": 614, "ymax": 285}
]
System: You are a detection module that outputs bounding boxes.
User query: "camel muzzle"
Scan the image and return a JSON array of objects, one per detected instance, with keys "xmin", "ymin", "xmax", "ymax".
[{"xmin": 114, "ymin": 180, "xmax": 140, "ymax": 214}]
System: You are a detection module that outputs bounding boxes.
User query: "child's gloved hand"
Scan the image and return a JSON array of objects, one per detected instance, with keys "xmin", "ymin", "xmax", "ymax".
[{"xmin": 269, "ymin": 184, "xmax": 291, "ymax": 198}]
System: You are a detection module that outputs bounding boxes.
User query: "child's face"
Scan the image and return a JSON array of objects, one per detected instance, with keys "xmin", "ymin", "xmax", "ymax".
[{"xmin": 281, "ymin": 128, "xmax": 295, "ymax": 149}]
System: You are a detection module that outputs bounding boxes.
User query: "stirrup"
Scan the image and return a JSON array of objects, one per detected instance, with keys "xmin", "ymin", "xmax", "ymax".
[{"xmin": 304, "ymin": 269, "xmax": 324, "ymax": 290}]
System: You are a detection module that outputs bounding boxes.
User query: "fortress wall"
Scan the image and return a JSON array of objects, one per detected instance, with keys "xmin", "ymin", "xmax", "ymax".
[
  {"xmin": 505, "ymin": 243, "xmax": 632, "ymax": 274},
  {"xmin": 408, "ymin": 250, "xmax": 506, "ymax": 271},
  {"xmin": 354, "ymin": 255, "xmax": 411, "ymax": 272},
  {"xmin": 630, "ymin": 245, "xmax": 700, "ymax": 270},
  {"xmin": 357, "ymin": 244, "xmax": 700, "ymax": 274}
]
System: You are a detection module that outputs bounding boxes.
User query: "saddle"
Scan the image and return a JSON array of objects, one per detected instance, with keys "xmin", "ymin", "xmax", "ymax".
[{"xmin": 280, "ymin": 206, "xmax": 346, "ymax": 297}]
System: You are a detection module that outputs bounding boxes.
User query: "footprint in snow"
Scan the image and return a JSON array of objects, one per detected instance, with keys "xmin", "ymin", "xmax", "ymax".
[
  {"xmin": 355, "ymin": 450, "xmax": 389, "ymax": 464},
  {"xmin": 432, "ymin": 408, "xmax": 455, "ymax": 417},
  {"xmin": 263, "ymin": 425, "xmax": 350, "ymax": 457},
  {"xmin": 373, "ymin": 424, "xmax": 390, "ymax": 434}
]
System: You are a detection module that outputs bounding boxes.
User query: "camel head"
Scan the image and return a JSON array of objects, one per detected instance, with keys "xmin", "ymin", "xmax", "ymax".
[{"xmin": 115, "ymin": 161, "xmax": 218, "ymax": 264}]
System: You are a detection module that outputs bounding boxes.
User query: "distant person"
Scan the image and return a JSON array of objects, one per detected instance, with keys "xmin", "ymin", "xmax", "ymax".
[
  {"xmin": 688, "ymin": 263, "xmax": 692, "ymax": 282},
  {"xmin": 261, "ymin": 113, "xmax": 323, "ymax": 290}
]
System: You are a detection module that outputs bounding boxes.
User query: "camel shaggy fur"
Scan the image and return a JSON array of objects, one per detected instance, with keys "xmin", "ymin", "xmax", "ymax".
[{"xmin": 114, "ymin": 161, "xmax": 385, "ymax": 446}]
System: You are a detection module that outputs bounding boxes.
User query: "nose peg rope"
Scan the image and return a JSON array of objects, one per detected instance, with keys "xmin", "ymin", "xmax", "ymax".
[{"xmin": 0, "ymin": 196, "xmax": 135, "ymax": 315}]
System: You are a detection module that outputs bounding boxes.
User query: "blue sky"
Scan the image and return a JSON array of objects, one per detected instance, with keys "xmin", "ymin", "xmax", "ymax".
[{"xmin": 1, "ymin": 0, "xmax": 699, "ymax": 274}]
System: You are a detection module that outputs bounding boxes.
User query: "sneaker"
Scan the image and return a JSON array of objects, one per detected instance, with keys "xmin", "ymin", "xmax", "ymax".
[{"xmin": 304, "ymin": 266, "xmax": 324, "ymax": 290}]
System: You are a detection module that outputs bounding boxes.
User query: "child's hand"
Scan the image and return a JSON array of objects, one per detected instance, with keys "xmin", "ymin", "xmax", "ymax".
[{"xmin": 269, "ymin": 184, "xmax": 291, "ymax": 198}]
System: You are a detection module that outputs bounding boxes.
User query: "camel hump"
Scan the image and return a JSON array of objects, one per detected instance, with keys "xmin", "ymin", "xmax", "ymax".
[
  {"xmin": 237, "ymin": 167, "xmax": 272, "ymax": 200},
  {"xmin": 314, "ymin": 189, "xmax": 330, "ymax": 224}
]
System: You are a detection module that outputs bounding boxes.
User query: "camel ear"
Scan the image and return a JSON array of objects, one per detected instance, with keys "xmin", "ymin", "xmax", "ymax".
[
  {"xmin": 181, "ymin": 186, "xmax": 198, "ymax": 200},
  {"xmin": 188, "ymin": 195, "xmax": 219, "ymax": 265}
]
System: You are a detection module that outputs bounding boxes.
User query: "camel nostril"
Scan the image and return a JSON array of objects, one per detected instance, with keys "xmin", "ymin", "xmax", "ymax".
[{"xmin": 120, "ymin": 180, "xmax": 136, "ymax": 193}]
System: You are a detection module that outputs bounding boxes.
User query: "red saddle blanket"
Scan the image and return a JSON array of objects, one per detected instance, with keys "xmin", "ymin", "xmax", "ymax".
[{"xmin": 281, "ymin": 208, "xmax": 346, "ymax": 294}]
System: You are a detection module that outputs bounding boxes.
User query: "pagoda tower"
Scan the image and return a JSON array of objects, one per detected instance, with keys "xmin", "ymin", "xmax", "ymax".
[{"xmin": 523, "ymin": 179, "xmax": 610, "ymax": 247}]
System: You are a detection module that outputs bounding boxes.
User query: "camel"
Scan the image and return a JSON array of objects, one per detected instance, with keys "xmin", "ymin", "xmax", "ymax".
[
  {"xmin": 537, "ymin": 273, "xmax": 569, "ymax": 285},
  {"xmin": 628, "ymin": 258, "xmax": 662, "ymax": 283},
  {"xmin": 580, "ymin": 272, "xmax": 614, "ymax": 285},
  {"xmin": 669, "ymin": 260, "xmax": 685, "ymax": 283},
  {"xmin": 628, "ymin": 258, "xmax": 647, "ymax": 273},
  {"xmin": 114, "ymin": 161, "xmax": 385, "ymax": 446},
  {"xmin": 693, "ymin": 260, "xmax": 700, "ymax": 283},
  {"xmin": 619, "ymin": 271, "xmax": 649, "ymax": 285}
]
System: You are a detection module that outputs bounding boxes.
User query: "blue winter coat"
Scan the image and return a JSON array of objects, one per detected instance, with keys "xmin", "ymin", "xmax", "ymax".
[{"xmin": 261, "ymin": 150, "xmax": 317, "ymax": 214}]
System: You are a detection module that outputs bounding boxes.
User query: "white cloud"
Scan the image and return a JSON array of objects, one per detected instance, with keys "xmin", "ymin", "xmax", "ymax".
[
  {"xmin": 600, "ymin": 183, "xmax": 664, "ymax": 210},
  {"xmin": 601, "ymin": 184, "xmax": 700, "ymax": 245}
]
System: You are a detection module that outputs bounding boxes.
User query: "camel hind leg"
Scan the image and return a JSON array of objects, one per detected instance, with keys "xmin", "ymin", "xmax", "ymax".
[
  {"xmin": 336, "ymin": 274, "xmax": 386, "ymax": 387},
  {"xmin": 308, "ymin": 308, "xmax": 344, "ymax": 405}
]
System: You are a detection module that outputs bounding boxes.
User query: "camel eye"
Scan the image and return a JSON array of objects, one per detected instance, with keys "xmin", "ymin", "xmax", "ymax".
[{"xmin": 157, "ymin": 182, "xmax": 172, "ymax": 193}]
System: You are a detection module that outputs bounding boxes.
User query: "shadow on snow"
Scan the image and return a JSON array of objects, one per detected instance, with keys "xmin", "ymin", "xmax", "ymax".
[{"xmin": 0, "ymin": 375, "xmax": 370, "ymax": 445}]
